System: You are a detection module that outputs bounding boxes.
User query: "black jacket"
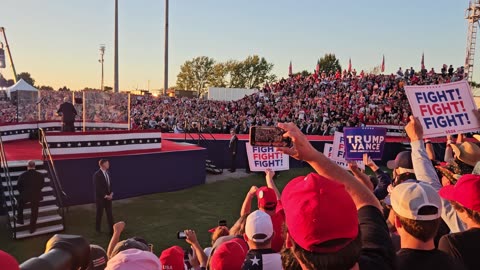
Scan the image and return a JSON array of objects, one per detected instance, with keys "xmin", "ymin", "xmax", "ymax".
[
  {"xmin": 93, "ymin": 169, "xmax": 112, "ymax": 202},
  {"xmin": 17, "ymin": 170, "xmax": 45, "ymax": 202},
  {"xmin": 57, "ymin": 102, "xmax": 77, "ymax": 123},
  {"xmin": 229, "ymin": 135, "xmax": 238, "ymax": 154}
]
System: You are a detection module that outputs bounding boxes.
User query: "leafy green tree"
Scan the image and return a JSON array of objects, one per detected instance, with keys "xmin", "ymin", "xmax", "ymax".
[
  {"xmin": 225, "ymin": 55, "xmax": 275, "ymax": 89},
  {"xmin": 240, "ymin": 55, "xmax": 276, "ymax": 89},
  {"xmin": 176, "ymin": 56, "xmax": 215, "ymax": 96},
  {"xmin": 318, "ymin": 54, "xmax": 342, "ymax": 73},
  {"xmin": 17, "ymin": 72, "xmax": 35, "ymax": 86},
  {"xmin": 0, "ymin": 73, "xmax": 14, "ymax": 87},
  {"xmin": 226, "ymin": 60, "xmax": 245, "ymax": 88},
  {"xmin": 208, "ymin": 63, "xmax": 228, "ymax": 88},
  {"xmin": 294, "ymin": 70, "xmax": 312, "ymax": 77},
  {"xmin": 58, "ymin": 86, "xmax": 71, "ymax": 91},
  {"xmin": 38, "ymin": 85, "xmax": 54, "ymax": 91}
]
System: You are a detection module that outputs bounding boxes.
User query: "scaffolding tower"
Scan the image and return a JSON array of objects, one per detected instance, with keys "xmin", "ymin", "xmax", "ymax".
[{"xmin": 465, "ymin": 0, "xmax": 480, "ymax": 82}]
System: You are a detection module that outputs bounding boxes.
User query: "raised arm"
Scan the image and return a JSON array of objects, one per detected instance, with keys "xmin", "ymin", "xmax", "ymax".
[
  {"xmin": 424, "ymin": 139, "xmax": 435, "ymax": 161},
  {"xmin": 348, "ymin": 161, "xmax": 374, "ymax": 192},
  {"xmin": 363, "ymin": 154, "xmax": 391, "ymax": 200},
  {"xmin": 405, "ymin": 116, "xmax": 466, "ymax": 233},
  {"xmin": 107, "ymin": 221, "xmax": 125, "ymax": 258},
  {"xmin": 185, "ymin": 230, "xmax": 208, "ymax": 268},
  {"xmin": 265, "ymin": 169, "xmax": 281, "ymax": 200},
  {"xmin": 444, "ymin": 135, "xmax": 454, "ymax": 164},
  {"xmin": 240, "ymin": 186, "xmax": 257, "ymax": 216},
  {"xmin": 277, "ymin": 122, "xmax": 382, "ymax": 211}
]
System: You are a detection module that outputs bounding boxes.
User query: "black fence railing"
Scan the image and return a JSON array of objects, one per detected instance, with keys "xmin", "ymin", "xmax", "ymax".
[
  {"xmin": 0, "ymin": 133, "xmax": 17, "ymax": 238},
  {"xmin": 183, "ymin": 122, "xmax": 223, "ymax": 173},
  {"xmin": 38, "ymin": 128, "xmax": 67, "ymax": 226}
]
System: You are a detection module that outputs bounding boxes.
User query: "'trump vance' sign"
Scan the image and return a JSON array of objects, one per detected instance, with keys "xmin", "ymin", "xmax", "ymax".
[
  {"xmin": 344, "ymin": 127, "xmax": 386, "ymax": 160},
  {"xmin": 405, "ymin": 81, "xmax": 480, "ymax": 138},
  {"xmin": 329, "ymin": 132, "xmax": 365, "ymax": 170},
  {"xmin": 246, "ymin": 143, "xmax": 289, "ymax": 172}
]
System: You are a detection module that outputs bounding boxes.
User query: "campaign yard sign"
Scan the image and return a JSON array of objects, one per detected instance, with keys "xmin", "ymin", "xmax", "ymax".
[
  {"xmin": 324, "ymin": 143, "xmax": 365, "ymax": 170},
  {"xmin": 246, "ymin": 143, "xmax": 289, "ymax": 172},
  {"xmin": 331, "ymin": 131, "xmax": 346, "ymax": 162},
  {"xmin": 405, "ymin": 80, "xmax": 480, "ymax": 138},
  {"xmin": 329, "ymin": 132, "xmax": 365, "ymax": 170},
  {"xmin": 344, "ymin": 127, "xmax": 386, "ymax": 160}
]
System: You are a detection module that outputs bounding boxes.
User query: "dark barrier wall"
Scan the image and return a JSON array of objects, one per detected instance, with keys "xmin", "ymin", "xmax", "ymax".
[
  {"xmin": 54, "ymin": 149, "xmax": 207, "ymax": 206},
  {"xmin": 172, "ymin": 139, "xmax": 410, "ymax": 170}
]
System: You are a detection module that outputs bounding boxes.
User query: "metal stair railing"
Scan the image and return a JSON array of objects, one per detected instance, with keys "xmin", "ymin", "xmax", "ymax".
[
  {"xmin": 38, "ymin": 128, "xmax": 67, "ymax": 226},
  {"xmin": 183, "ymin": 121, "xmax": 224, "ymax": 173},
  {"xmin": 0, "ymin": 133, "xmax": 17, "ymax": 238}
]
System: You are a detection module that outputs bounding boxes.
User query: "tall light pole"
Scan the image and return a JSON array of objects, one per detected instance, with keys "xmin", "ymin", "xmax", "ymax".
[
  {"xmin": 164, "ymin": 0, "xmax": 169, "ymax": 96},
  {"xmin": 99, "ymin": 45, "xmax": 106, "ymax": 91},
  {"xmin": 114, "ymin": 0, "xmax": 119, "ymax": 92}
]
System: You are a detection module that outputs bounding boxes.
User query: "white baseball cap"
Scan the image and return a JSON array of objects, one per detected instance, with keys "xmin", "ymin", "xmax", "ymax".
[
  {"xmin": 390, "ymin": 182, "xmax": 442, "ymax": 221},
  {"xmin": 245, "ymin": 210, "xmax": 273, "ymax": 243}
]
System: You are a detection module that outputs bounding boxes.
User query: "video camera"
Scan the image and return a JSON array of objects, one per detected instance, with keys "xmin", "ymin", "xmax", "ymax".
[{"xmin": 20, "ymin": 234, "xmax": 90, "ymax": 270}]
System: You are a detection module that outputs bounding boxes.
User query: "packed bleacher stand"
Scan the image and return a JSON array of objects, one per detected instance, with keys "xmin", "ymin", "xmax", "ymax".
[{"xmin": 0, "ymin": 64, "xmax": 465, "ymax": 135}]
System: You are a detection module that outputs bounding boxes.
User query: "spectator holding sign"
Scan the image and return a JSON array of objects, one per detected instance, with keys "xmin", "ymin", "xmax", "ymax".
[
  {"xmin": 240, "ymin": 169, "xmax": 285, "ymax": 253},
  {"xmin": 348, "ymin": 154, "xmax": 391, "ymax": 201},
  {"xmin": 404, "ymin": 116, "xmax": 466, "ymax": 233}
]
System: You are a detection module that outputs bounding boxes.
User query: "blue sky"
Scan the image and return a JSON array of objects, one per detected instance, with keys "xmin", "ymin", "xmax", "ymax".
[{"xmin": 0, "ymin": 0, "xmax": 471, "ymax": 90}]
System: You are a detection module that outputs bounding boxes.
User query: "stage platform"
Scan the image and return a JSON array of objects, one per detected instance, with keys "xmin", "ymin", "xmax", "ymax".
[
  {"xmin": 3, "ymin": 139, "xmax": 204, "ymax": 162},
  {"xmin": 2, "ymin": 138, "xmax": 207, "ymax": 206}
]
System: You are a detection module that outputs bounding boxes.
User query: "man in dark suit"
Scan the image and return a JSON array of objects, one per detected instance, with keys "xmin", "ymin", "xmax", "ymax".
[
  {"xmin": 17, "ymin": 160, "xmax": 45, "ymax": 234},
  {"xmin": 229, "ymin": 129, "xmax": 238, "ymax": 173},
  {"xmin": 93, "ymin": 159, "xmax": 114, "ymax": 234},
  {"xmin": 57, "ymin": 97, "xmax": 77, "ymax": 132}
]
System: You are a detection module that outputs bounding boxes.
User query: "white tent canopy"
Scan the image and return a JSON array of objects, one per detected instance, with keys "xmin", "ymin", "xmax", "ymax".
[{"xmin": 6, "ymin": 79, "xmax": 38, "ymax": 98}]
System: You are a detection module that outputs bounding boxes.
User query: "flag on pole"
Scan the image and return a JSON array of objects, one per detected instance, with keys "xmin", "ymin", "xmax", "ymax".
[
  {"xmin": 316, "ymin": 60, "xmax": 320, "ymax": 74},
  {"xmin": 288, "ymin": 61, "xmax": 293, "ymax": 76},
  {"xmin": 348, "ymin": 58, "xmax": 352, "ymax": 73},
  {"xmin": 381, "ymin": 55, "xmax": 385, "ymax": 73},
  {"xmin": 421, "ymin": 53, "xmax": 425, "ymax": 70}
]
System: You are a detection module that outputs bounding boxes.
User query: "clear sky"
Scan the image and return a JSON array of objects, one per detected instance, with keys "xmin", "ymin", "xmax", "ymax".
[{"xmin": 0, "ymin": 0, "xmax": 472, "ymax": 91}]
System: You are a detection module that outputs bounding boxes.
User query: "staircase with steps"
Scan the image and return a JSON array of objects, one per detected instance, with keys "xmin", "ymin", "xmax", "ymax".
[{"xmin": 1, "ymin": 160, "xmax": 65, "ymax": 239}]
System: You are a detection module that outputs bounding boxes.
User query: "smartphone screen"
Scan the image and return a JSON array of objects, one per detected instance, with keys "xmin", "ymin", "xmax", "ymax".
[
  {"xmin": 177, "ymin": 231, "xmax": 186, "ymax": 239},
  {"xmin": 218, "ymin": 220, "xmax": 227, "ymax": 227},
  {"xmin": 250, "ymin": 126, "xmax": 292, "ymax": 147}
]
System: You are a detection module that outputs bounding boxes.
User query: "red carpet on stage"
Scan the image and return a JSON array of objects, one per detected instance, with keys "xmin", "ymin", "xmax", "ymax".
[
  {"xmin": 3, "ymin": 139, "xmax": 203, "ymax": 161},
  {"xmin": 3, "ymin": 140, "xmax": 42, "ymax": 161}
]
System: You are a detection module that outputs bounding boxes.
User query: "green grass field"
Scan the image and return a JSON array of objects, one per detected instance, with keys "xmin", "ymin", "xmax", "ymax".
[{"xmin": 0, "ymin": 167, "xmax": 314, "ymax": 263}]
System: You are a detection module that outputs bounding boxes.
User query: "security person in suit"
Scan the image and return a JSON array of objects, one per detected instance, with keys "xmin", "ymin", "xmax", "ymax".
[
  {"xmin": 57, "ymin": 96, "xmax": 77, "ymax": 132},
  {"xmin": 229, "ymin": 128, "xmax": 238, "ymax": 173},
  {"xmin": 93, "ymin": 159, "xmax": 114, "ymax": 234},
  {"xmin": 17, "ymin": 160, "xmax": 45, "ymax": 234}
]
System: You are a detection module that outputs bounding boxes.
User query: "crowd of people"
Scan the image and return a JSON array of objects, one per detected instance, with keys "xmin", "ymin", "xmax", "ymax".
[
  {"xmin": 0, "ymin": 64, "xmax": 466, "ymax": 136},
  {"xmin": 2, "ymin": 112, "xmax": 480, "ymax": 269}
]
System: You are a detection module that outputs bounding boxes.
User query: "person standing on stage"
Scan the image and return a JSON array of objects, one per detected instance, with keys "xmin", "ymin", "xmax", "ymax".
[
  {"xmin": 94, "ymin": 159, "xmax": 114, "ymax": 234},
  {"xmin": 57, "ymin": 96, "xmax": 77, "ymax": 132},
  {"xmin": 229, "ymin": 128, "xmax": 238, "ymax": 173},
  {"xmin": 16, "ymin": 160, "xmax": 45, "ymax": 234}
]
